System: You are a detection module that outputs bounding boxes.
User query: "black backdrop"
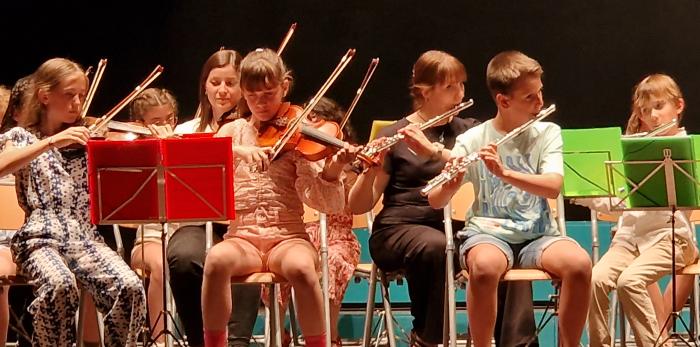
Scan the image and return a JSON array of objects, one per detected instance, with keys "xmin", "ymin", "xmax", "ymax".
[{"xmin": 3, "ymin": 0, "xmax": 700, "ymax": 219}]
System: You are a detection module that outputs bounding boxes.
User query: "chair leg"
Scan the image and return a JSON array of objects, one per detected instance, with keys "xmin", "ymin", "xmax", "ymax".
[
  {"xmin": 289, "ymin": 290, "xmax": 301, "ymax": 346},
  {"xmin": 379, "ymin": 273, "xmax": 396, "ymax": 347},
  {"xmin": 361, "ymin": 265, "xmax": 378, "ymax": 347},
  {"xmin": 77, "ymin": 289, "xmax": 86, "ymax": 347},
  {"xmin": 95, "ymin": 310, "xmax": 105, "ymax": 347},
  {"xmin": 609, "ymin": 290, "xmax": 618, "ymax": 346},
  {"xmin": 264, "ymin": 298, "xmax": 271, "ymax": 347},
  {"xmin": 693, "ymin": 276, "xmax": 700, "ymax": 343},
  {"xmin": 272, "ymin": 284, "xmax": 282, "ymax": 347}
]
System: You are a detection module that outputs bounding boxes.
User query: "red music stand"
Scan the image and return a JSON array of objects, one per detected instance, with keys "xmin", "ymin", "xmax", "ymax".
[{"xmin": 87, "ymin": 135, "xmax": 234, "ymax": 347}]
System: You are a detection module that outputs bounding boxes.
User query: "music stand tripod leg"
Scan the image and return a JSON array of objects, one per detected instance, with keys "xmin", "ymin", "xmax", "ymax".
[{"xmin": 148, "ymin": 223, "xmax": 186, "ymax": 347}]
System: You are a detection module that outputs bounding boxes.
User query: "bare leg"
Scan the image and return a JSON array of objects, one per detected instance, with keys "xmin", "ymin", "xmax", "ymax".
[
  {"xmin": 268, "ymin": 240, "xmax": 325, "ymax": 337},
  {"xmin": 540, "ymin": 240, "xmax": 592, "ymax": 347},
  {"xmin": 81, "ymin": 295, "xmax": 100, "ymax": 344},
  {"xmin": 659, "ymin": 274, "xmax": 695, "ymax": 330},
  {"xmin": 202, "ymin": 239, "xmax": 262, "ymax": 331},
  {"xmin": 465, "ymin": 244, "xmax": 508, "ymax": 347},
  {"xmin": 131, "ymin": 242, "xmax": 165, "ymax": 342}
]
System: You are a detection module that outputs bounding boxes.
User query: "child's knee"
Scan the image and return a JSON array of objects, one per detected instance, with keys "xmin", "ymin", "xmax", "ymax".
[
  {"xmin": 285, "ymin": 262, "xmax": 319, "ymax": 286},
  {"xmin": 203, "ymin": 248, "xmax": 233, "ymax": 278},
  {"xmin": 468, "ymin": 260, "xmax": 504, "ymax": 284},
  {"xmin": 566, "ymin": 254, "xmax": 592, "ymax": 281},
  {"xmin": 616, "ymin": 271, "xmax": 645, "ymax": 294}
]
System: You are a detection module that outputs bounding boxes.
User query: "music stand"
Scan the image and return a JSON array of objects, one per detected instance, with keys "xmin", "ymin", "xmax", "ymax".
[
  {"xmin": 605, "ymin": 139, "xmax": 700, "ymax": 347},
  {"xmin": 562, "ymin": 127, "xmax": 624, "ymax": 264},
  {"xmin": 87, "ymin": 135, "xmax": 235, "ymax": 347}
]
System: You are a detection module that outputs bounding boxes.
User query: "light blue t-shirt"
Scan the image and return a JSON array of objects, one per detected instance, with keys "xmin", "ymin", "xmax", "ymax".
[{"xmin": 451, "ymin": 119, "xmax": 564, "ymax": 243}]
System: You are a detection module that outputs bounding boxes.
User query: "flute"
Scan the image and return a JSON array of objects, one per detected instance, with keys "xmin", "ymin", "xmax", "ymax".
[
  {"xmin": 420, "ymin": 104, "xmax": 557, "ymax": 196},
  {"xmin": 357, "ymin": 99, "xmax": 474, "ymax": 164}
]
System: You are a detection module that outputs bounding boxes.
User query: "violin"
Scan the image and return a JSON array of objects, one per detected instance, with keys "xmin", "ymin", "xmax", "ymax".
[
  {"xmin": 81, "ymin": 117, "xmax": 153, "ymax": 141},
  {"xmin": 59, "ymin": 65, "xmax": 164, "ymax": 159},
  {"xmin": 257, "ymin": 102, "xmax": 343, "ymax": 161}
]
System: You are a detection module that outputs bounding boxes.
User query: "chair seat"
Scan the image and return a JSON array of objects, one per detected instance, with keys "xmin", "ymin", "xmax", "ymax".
[
  {"xmin": 354, "ymin": 263, "xmax": 373, "ymax": 275},
  {"xmin": 133, "ymin": 268, "xmax": 150, "ymax": 278},
  {"xmin": 681, "ymin": 260, "xmax": 700, "ymax": 275},
  {"xmin": 459, "ymin": 268, "xmax": 554, "ymax": 282},
  {"xmin": 231, "ymin": 272, "xmax": 287, "ymax": 284}
]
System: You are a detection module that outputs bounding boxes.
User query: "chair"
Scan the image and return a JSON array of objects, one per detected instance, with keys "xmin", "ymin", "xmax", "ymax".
[
  {"xmin": 204, "ymin": 221, "xmax": 287, "ymax": 347},
  {"xmin": 450, "ymin": 193, "xmax": 568, "ymax": 347},
  {"xmin": 353, "ymin": 204, "xmax": 409, "ymax": 347}
]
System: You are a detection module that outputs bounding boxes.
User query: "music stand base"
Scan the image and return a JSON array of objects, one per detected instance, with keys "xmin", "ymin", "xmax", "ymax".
[{"xmin": 655, "ymin": 311, "xmax": 697, "ymax": 347}]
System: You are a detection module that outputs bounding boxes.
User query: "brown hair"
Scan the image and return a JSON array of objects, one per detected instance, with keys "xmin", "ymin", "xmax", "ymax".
[
  {"xmin": 308, "ymin": 97, "xmax": 357, "ymax": 144},
  {"xmin": 410, "ymin": 50, "xmax": 467, "ymax": 110},
  {"xmin": 25, "ymin": 58, "xmax": 87, "ymax": 129},
  {"xmin": 0, "ymin": 76, "xmax": 33, "ymax": 133},
  {"xmin": 239, "ymin": 48, "xmax": 293, "ymax": 92},
  {"xmin": 196, "ymin": 49, "xmax": 242, "ymax": 132},
  {"xmin": 129, "ymin": 87, "xmax": 179, "ymax": 124},
  {"xmin": 0, "ymin": 85, "xmax": 9, "ymax": 121},
  {"xmin": 486, "ymin": 51, "xmax": 543, "ymax": 99},
  {"xmin": 626, "ymin": 74, "xmax": 684, "ymax": 135}
]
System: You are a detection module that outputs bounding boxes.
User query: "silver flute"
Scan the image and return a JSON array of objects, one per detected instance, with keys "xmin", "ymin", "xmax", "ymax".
[
  {"xmin": 420, "ymin": 104, "xmax": 557, "ymax": 196},
  {"xmin": 622, "ymin": 119, "xmax": 678, "ymax": 138},
  {"xmin": 359, "ymin": 99, "xmax": 474, "ymax": 159}
]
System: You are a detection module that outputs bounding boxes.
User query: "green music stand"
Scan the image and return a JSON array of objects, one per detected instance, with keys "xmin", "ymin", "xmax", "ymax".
[{"xmin": 562, "ymin": 127, "xmax": 623, "ymax": 264}]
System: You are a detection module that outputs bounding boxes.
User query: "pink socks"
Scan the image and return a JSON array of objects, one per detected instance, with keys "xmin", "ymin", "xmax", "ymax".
[{"xmin": 203, "ymin": 329, "xmax": 227, "ymax": 347}]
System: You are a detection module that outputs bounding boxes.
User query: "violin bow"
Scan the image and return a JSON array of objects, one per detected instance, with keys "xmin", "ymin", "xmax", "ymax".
[
  {"xmin": 80, "ymin": 58, "xmax": 108, "ymax": 119},
  {"xmin": 90, "ymin": 65, "xmax": 164, "ymax": 134},
  {"xmin": 276, "ymin": 22, "xmax": 298, "ymax": 56},
  {"xmin": 270, "ymin": 48, "xmax": 356, "ymax": 160},
  {"xmin": 339, "ymin": 58, "xmax": 379, "ymax": 131}
]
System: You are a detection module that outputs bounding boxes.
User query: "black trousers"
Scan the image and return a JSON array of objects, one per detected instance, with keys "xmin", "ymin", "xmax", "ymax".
[
  {"xmin": 167, "ymin": 224, "xmax": 260, "ymax": 347},
  {"xmin": 369, "ymin": 220, "xmax": 537, "ymax": 346}
]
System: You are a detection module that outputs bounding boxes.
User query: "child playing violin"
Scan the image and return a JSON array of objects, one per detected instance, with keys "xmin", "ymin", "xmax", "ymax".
[
  {"xmin": 202, "ymin": 48, "xmax": 357, "ymax": 347},
  {"xmin": 0, "ymin": 58, "xmax": 145, "ymax": 347}
]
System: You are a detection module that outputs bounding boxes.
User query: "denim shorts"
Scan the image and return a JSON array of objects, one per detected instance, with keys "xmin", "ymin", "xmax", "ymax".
[{"xmin": 459, "ymin": 229, "xmax": 578, "ymax": 270}]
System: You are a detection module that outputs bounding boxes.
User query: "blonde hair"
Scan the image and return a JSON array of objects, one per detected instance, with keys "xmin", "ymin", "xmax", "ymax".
[
  {"xmin": 240, "ymin": 48, "xmax": 293, "ymax": 92},
  {"xmin": 129, "ymin": 88, "xmax": 179, "ymax": 123},
  {"xmin": 25, "ymin": 58, "xmax": 86, "ymax": 129},
  {"xmin": 626, "ymin": 74, "xmax": 684, "ymax": 135},
  {"xmin": 410, "ymin": 50, "xmax": 466, "ymax": 110},
  {"xmin": 486, "ymin": 51, "xmax": 543, "ymax": 99}
]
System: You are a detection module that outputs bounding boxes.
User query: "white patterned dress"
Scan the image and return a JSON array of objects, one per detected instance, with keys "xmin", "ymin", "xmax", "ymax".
[{"xmin": 0, "ymin": 127, "xmax": 146, "ymax": 347}]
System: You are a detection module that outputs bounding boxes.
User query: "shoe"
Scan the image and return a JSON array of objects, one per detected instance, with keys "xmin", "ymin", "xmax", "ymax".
[
  {"xmin": 282, "ymin": 328, "xmax": 291, "ymax": 347},
  {"xmin": 409, "ymin": 330, "xmax": 437, "ymax": 347}
]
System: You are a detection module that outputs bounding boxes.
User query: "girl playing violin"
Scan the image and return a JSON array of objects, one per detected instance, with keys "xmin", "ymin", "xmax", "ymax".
[
  {"xmin": 202, "ymin": 48, "xmax": 356, "ymax": 347},
  {"xmin": 260, "ymin": 97, "xmax": 361, "ymax": 347},
  {"xmin": 167, "ymin": 49, "xmax": 263, "ymax": 347},
  {"xmin": 0, "ymin": 58, "xmax": 145, "ymax": 346}
]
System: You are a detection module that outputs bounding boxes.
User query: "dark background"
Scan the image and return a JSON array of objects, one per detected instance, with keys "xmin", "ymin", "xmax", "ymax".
[{"xmin": 3, "ymin": 0, "xmax": 699, "ymax": 219}]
